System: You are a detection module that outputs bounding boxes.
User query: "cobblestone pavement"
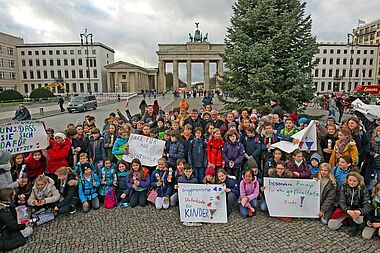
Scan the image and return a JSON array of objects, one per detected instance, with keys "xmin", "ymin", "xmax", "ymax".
[
  {"xmin": 11, "ymin": 96, "xmax": 379, "ymax": 252},
  {"xmin": 11, "ymin": 205, "xmax": 379, "ymax": 253}
]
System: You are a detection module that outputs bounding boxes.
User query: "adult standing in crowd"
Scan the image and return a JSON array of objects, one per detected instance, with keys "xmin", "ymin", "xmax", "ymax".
[
  {"xmin": 270, "ymin": 98, "xmax": 284, "ymax": 119},
  {"xmin": 328, "ymin": 94, "xmax": 337, "ymax": 119}
]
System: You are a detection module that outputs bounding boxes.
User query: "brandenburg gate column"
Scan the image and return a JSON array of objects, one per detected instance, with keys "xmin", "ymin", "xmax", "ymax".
[
  {"xmin": 158, "ymin": 60, "xmax": 166, "ymax": 92},
  {"xmin": 204, "ymin": 60, "xmax": 210, "ymax": 91},
  {"xmin": 217, "ymin": 60, "xmax": 224, "ymax": 87},
  {"xmin": 187, "ymin": 60, "xmax": 192, "ymax": 87},
  {"xmin": 173, "ymin": 60, "xmax": 179, "ymax": 91}
]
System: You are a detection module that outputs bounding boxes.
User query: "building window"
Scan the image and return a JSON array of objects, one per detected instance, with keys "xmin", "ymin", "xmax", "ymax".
[
  {"xmin": 80, "ymin": 83, "xmax": 84, "ymax": 93},
  {"xmin": 50, "ymin": 59, "xmax": 54, "ymax": 66},
  {"xmin": 43, "ymin": 71, "xmax": 48, "ymax": 79},
  {"xmin": 21, "ymin": 59, "xmax": 26, "ymax": 67},
  {"xmin": 28, "ymin": 50, "xmax": 32, "ymax": 55},
  {"xmin": 369, "ymin": 69, "xmax": 373, "ymax": 77},
  {"xmin": 7, "ymin": 47, "xmax": 14, "ymax": 55},
  {"xmin": 355, "ymin": 69, "xmax": 359, "ymax": 77},
  {"xmin": 72, "ymin": 70, "xmax": 76, "ymax": 78},
  {"xmin": 336, "ymin": 58, "xmax": 340, "ymax": 65},
  {"xmin": 321, "ymin": 82, "xmax": 325, "ymax": 91},
  {"xmin": 321, "ymin": 69, "xmax": 326, "ymax": 77},
  {"xmin": 93, "ymin": 69, "xmax": 97, "ymax": 78},
  {"xmin": 57, "ymin": 70, "xmax": 62, "ymax": 79},
  {"xmin": 370, "ymin": 50, "xmax": 374, "ymax": 54},
  {"xmin": 0, "ymin": 72, "xmax": 4, "ymax": 79},
  {"xmin": 24, "ymin": 84, "xmax": 28, "ymax": 93},
  {"xmin": 23, "ymin": 71, "xmax": 27, "ymax": 79},
  {"xmin": 343, "ymin": 49, "xmax": 347, "ymax": 54},
  {"xmin": 328, "ymin": 69, "xmax": 333, "ymax": 77},
  {"xmin": 329, "ymin": 58, "xmax": 333, "ymax": 64},
  {"xmin": 79, "ymin": 70, "xmax": 83, "ymax": 78},
  {"xmin": 78, "ymin": 59, "xmax": 82, "ymax": 66},
  {"xmin": 94, "ymin": 83, "xmax": 98, "ymax": 92},
  {"xmin": 122, "ymin": 75, "xmax": 126, "ymax": 79},
  {"xmin": 31, "ymin": 84, "xmax": 35, "ymax": 91},
  {"xmin": 64, "ymin": 59, "xmax": 68, "ymax": 66},
  {"xmin": 107, "ymin": 53, "xmax": 109, "ymax": 58},
  {"xmin": 43, "ymin": 59, "xmax": 47, "ymax": 66},
  {"xmin": 0, "ymin": 59, "xmax": 3, "ymax": 67},
  {"xmin": 335, "ymin": 69, "xmax": 339, "ymax": 77},
  {"xmin": 341, "ymin": 82, "xmax": 345, "ymax": 91},
  {"xmin": 70, "ymin": 50, "xmax": 74, "ymax": 55},
  {"xmin": 65, "ymin": 70, "xmax": 69, "ymax": 78},
  {"xmin": 29, "ymin": 71, "xmax": 34, "ymax": 79},
  {"xmin": 363, "ymin": 58, "xmax": 367, "ymax": 65},
  {"xmin": 364, "ymin": 50, "xmax": 367, "ymax": 54},
  {"xmin": 78, "ymin": 50, "xmax": 82, "ymax": 55},
  {"xmin": 35, "ymin": 59, "xmax": 40, "ymax": 67},
  {"xmin": 107, "ymin": 60, "xmax": 109, "ymax": 65},
  {"xmin": 29, "ymin": 59, "xmax": 33, "ymax": 67},
  {"xmin": 342, "ymin": 69, "xmax": 346, "ymax": 77},
  {"xmin": 362, "ymin": 69, "xmax": 366, "ymax": 77},
  {"xmin": 356, "ymin": 58, "xmax": 360, "ymax": 65},
  {"xmin": 86, "ymin": 69, "xmax": 89, "ymax": 78},
  {"xmin": 42, "ymin": 50, "xmax": 46, "ymax": 55},
  {"xmin": 328, "ymin": 82, "xmax": 332, "ymax": 91},
  {"xmin": 314, "ymin": 69, "xmax": 319, "ymax": 77},
  {"xmin": 323, "ymin": 49, "xmax": 327, "ymax": 54},
  {"xmin": 93, "ymin": 59, "xmax": 96, "ymax": 67},
  {"xmin": 92, "ymin": 49, "xmax": 96, "ymax": 54},
  {"xmin": 21, "ymin": 51, "xmax": 25, "ymax": 56},
  {"xmin": 36, "ymin": 70, "xmax": 41, "ymax": 79},
  {"xmin": 71, "ymin": 59, "xmax": 75, "ymax": 66},
  {"xmin": 35, "ymin": 51, "xmax": 39, "ymax": 56},
  {"xmin": 49, "ymin": 50, "xmax": 53, "ymax": 55},
  {"xmin": 51, "ymin": 70, "xmax": 55, "ymax": 78},
  {"xmin": 330, "ymin": 49, "xmax": 334, "ymax": 54},
  {"xmin": 37, "ymin": 83, "xmax": 41, "ymax": 88},
  {"xmin": 370, "ymin": 58, "xmax": 374, "ymax": 65},
  {"xmin": 343, "ymin": 58, "xmax": 347, "ymax": 65},
  {"xmin": 56, "ymin": 50, "xmax": 60, "ymax": 55},
  {"xmin": 72, "ymin": 83, "xmax": 77, "ymax": 92},
  {"xmin": 57, "ymin": 59, "xmax": 61, "ymax": 66},
  {"xmin": 356, "ymin": 50, "xmax": 361, "ymax": 54},
  {"xmin": 65, "ymin": 83, "xmax": 69, "ymax": 92},
  {"xmin": 63, "ymin": 50, "xmax": 67, "ymax": 55},
  {"xmin": 337, "ymin": 49, "xmax": 341, "ymax": 54}
]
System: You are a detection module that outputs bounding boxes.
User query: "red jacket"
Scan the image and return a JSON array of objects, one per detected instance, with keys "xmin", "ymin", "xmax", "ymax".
[
  {"xmin": 207, "ymin": 138, "xmax": 225, "ymax": 167},
  {"xmin": 24, "ymin": 153, "xmax": 46, "ymax": 178},
  {"xmin": 47, "ymin": 139, "xmax": 71, "ymax": 174}
]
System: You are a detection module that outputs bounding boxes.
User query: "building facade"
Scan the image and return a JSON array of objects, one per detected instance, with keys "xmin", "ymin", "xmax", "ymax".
[
  {"xmin": 105, "ymin": 61, "xmax": 158, "ymax": 94},
  {"xmin": 16, "ymin": 42, "xmax": 115, "ymax": 95},
  {"xmin": 353, "ymin": 19, "xmax": 380, "ymax": 83},
  {"xmin": 313, "ymin": 42, "xmax": 378, "ymax": 93},
  {"xmin": 0, "ymin": 32, "xmax": 23, "ymax": 92}
]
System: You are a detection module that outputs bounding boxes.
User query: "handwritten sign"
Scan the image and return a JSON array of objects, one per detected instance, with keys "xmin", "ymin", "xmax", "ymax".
[
  {"xmin": 0, "ymin": 121, "xmax": 48, "ymax": 154},
  {"xmin": 122, "ymin": 134, "xmax": 165, "ymax": 167},
  {"xmin": 264, "ymin": 178, "xmax": 320, "ymax": 218},
  {"xmin": 178, "ymin": 183, "xmax": 227, "ymax": 223}
]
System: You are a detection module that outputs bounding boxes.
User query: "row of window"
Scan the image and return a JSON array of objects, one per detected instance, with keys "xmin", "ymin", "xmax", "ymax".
[
  {"xmin": 0, "ymin": 71, "xmax": 16, "ymax": 80},
  {"xmin": 22, "ymin": 69, "xmax": 98, "ymax": 80},
  {"xmin": 315, "ymin": 81, "xmax": 372, "ymax": 92},
  {"xmin": 0, "ymin": 59, "xmax": 15, "ymax": 68},
  {"xmin": 21, "ymin": 58, "xmax": 97, "ymax": 68},
  {"xmin": 318, "ymin": 48, "xmax": 375, "ymax": 55},
  {"xmin": 358, "ymin": 24, "xmax": 380, "ymax": 35},
  {"xmin": 317, "ymin": 57, "xmax": 374, "ymax": 65},
  {"xmin": 20, "ymin": 49, "xmax": 96, "ymax": 56},
  {"xmin": 314, "ymin": 68, "xmax": 373, "ymax": 78},
  {"xmin": 24, "ymin": 82, "xmax": 99, "ymax": 94},
  {"xmin": 0, "ymin": 45, "xmax": 14, "ymax": 55}
]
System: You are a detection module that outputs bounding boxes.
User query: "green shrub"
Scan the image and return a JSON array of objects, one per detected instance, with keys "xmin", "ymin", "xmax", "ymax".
[
  {"xmin": 29, "ymin": 88, "xmax": 55, "ymax": 99},
  {"xmin": 0, "ymin": 89, "xmax": 24, "ymax": 102}
]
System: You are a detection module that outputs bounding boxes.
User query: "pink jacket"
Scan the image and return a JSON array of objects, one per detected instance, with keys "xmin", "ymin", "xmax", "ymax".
[{"xmin": 239, "ymin": 177, "xmax": 259, "ymax": 203}]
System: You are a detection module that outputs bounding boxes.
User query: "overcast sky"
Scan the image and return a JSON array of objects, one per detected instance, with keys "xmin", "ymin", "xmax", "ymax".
[{"xmin": 1, "ymin": 0, "xmax": 379, "ymax": 82}]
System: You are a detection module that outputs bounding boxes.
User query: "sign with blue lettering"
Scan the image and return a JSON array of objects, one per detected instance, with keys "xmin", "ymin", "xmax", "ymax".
[
  {"xmin": 178, "ymin": 183, "xmax": 227, "ymax": 223},
  {"xmin": 0, "ymin": 121, "xmax": 48, "ymax": 154},
  {"xmin": 264, "ymin": 178, "xmax": 320, "ymax": 218}
]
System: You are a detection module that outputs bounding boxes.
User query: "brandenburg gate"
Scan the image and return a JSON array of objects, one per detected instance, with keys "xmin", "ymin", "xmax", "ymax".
[{"xmin": 156, "ymin": 23, "xmax": 225, "ymax": 92}]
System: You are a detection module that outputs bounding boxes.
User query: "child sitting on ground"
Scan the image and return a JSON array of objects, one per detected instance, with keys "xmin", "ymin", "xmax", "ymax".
[
  {"xmin": 27, "ymin": 175, "xmax": 60, "ymax": 210},
  {"xmin": 239, "ymin": 169, "xmax": 259, "ymax": 218},
  {"xmin": 315, "ymin": 163, "xmax": 336, "ymax": 225},
  {"xmin": 150, "ymin": 158, "xmax": 173, "ymax": 210},
  {"xmin": 78, "ymin": 163, "xmax": 100, "ymax": 213}
]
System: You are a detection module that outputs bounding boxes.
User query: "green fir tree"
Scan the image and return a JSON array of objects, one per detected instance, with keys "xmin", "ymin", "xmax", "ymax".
[{"xmin": 220, "ymin": 0, "xmax": 318, "ymax": 113}]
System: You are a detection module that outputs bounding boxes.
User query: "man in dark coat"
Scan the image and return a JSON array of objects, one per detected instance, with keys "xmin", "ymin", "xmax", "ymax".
[{"xmin": 270, "ymin": 98, "xmax": 284, "ymax": 119}]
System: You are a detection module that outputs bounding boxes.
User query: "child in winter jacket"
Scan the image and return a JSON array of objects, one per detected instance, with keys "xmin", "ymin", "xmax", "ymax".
[
  {"xmin": 178, "ymin": 165, "xmax": 198, "ymax": 184},
  {"xmin": 73, "ymin": 153, "xmax": 95, "ymax": 176},
  {"xmin": 170, "ymin": 158, "xmax": 186, "ymax": 207},
  {"xmin": 278, "ymin": 118, "xmax": 298, "ymax": 140},
  {"xmin": 260, "ymin": 123, "xmax": 279, "ymax": 163},
  {"xmin": 168, "ymin": 130, "xmax": 185, "ymax": 168},
  {"xmin": 87, "ymin": 128, "xmax": 106, "ymax": 175},
  {"xmin": 54, "ymin": 167, "xmax": 78, "ymax": 214},
  {"xmin": 239, "ymin": 170, "xmax": 259, "ymax": 217},
  {"xmin": 328, "ymin": 172, "xmax": 372, "ymax": 236},
  {"xmin": 329, "ymin": 128, "xmax": 358, "ymax": 167},
  {"xmin": 78, "ymin": 163, "xmax": 101, "ymax": 213},
  {"xmin": 242, "ymin": 127, "xmax": 262, "ymax": 170},
  {"xmin": 24, "ymin": 150, "xmax": 47, "ymax": 182},
  {"xmin": 315, "ymin": 163, "xmax": 336, "ymax": 225},
  {"xmin": 308, "ymin": 153, "xmax": 322, "ymax": 178},
  {"xmin": 332, "ymin": 155, "xmax": 358, "ymax": 189},
  {"xmin": 181, "ymin": 124, "xmax": 194, "ymax": 162},
  {"xmin": 222, "ymin": 130, "xmax": 245, "ymax": 179},
  {"xmin": 286, "ymin": 149, "xmax": 311, "ymax": 179},
  {"xmin": 320, "ymin": 124, "xmax": 338, "ymax": 163},
  {"xmin": 99, "ymin": 159, "xmax": 116, "ymax": 202},
  {"xmin": 47, "ymin": 133, "xmax": 71, "ymax": 177},
  {"xmin": 217, "ymin": 169, "xmax": 239, "ymax": 216},
  {"xmin": 27, "ymin": 175, "xmax": 60, "ymax": 209},
  {"xmin": 203, "ymin": 166, "xmax": 216, "ymax": 184},
  {"xmin": 127, "ymin": 158, "xmax": 150, "ymax": 208},
  {"xmin": 362, "ymin": 184, "xmax": 380, "ymax": 239},
  {"xmin": 10, "ymin": 153, "xmax": 25, "ymax": 181},
  {"xmin": 113, "ymin": 160, "xmax": 130, "ymax": 206},
  {"xmin": 151, "ymin": 158, "xmax": 173, "ymax": 209},
  {"xmin": 15, "ymin": 171, "xmax": 32, "ymax": 206},
  {"xmin": 207, "ymin": 129, "xmax": 225, "ymax": 170},
  {"xmin": 112, "ymin": 129, "xmax": 130, "ymax": 161},
  {"xmin": 188, "ymin": 127, "xmax": 208, "ymax": 182}
]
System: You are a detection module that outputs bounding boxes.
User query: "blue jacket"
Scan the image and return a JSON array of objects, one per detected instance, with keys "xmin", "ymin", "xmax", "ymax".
[
  {"xmin": 178, "ymin": 174, "xmax": 198, "ymax": 184},
  {"xmin": 222, "ymin": 141, "xmax": 245, "ymax": 168},
  {"xmin": 73, "ymin": 162, "xmax": 95, "ymax": 176},
  {"xmin": 112, "ymin": 137, "xmax": 129, "ymax": 160},
  {"xmin": 78, "ymin": 173, "xmax": 100, "ymax": 203},
  {"xmin": 221, "ymin": 176, "xmax": 239, "ymax": 197},
  {"xmin": 115, "ymin": 171, "xmax": 129, "ymax": 194},
  {"xmin": 87, "ymin": 138, "xmax": 106, "ymax": 163},
  {"xmin": 332, "ymin": 166, "xmax": 351, "ymax": 189},
  {"xmin": 99, "ymin": 164, "xmax": 116, "ymax": 196},
  {"xmin": 188, "ymin": 138, "xmax": 207, "ymax": 168},
  {"xmin": 308, "ymin": 164, "xmax": 319, "ymax": 178},
  {"xmin": 168, "ymin": 141, "xmax": 185, "ymax": 166},
  {"xmin": 242, "ymin": 135, "xmax": 261, "ymax": 161},
  {"xmin": 150, "ymin": 169, "xmax": 173, "ymax": 197}
]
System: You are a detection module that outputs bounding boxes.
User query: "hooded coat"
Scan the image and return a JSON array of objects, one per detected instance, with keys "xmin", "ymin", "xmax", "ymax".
[
  {"xmin": 27, "ymin": 176, "xmax": 60, "ymax": 206},
  {"xmin": 47, "ymin": 139, "xmax": 71, "ymax": 174}
]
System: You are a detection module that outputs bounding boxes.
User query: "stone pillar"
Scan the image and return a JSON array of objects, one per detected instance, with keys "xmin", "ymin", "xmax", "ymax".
[
  {"xmin": 106, "ymin": 72, "xmax": 111, "ymax": 93},
  {"xmin": 173, "ymin": 60, "xmax": 179, "ymax": 91},
  {"xmin": 115, "ymin": 71, "xmax": 119, "ymax": 93},
  {"xmin": 154, "ymin": 74, "xmax": 158, "ymax": 91},
  {"xmin": 204, "ymin": 60, "xmax": 210, "ymax": 91},
  {"xmin": 186, "ymin": 60, "xmax": 192, "ymax": 88},
  {"xmin": 158, "ymin": 60, "xmax": 166, "ymax": 92},
  {"xmin": 217, "ymin": 60, "xmax": 224, "ymax": 87}
]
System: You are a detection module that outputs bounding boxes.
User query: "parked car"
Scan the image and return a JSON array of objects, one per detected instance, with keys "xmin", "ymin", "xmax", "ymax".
[{"xmin": 67, "ymin": 95, "xmax": 97, "ymax": 113}]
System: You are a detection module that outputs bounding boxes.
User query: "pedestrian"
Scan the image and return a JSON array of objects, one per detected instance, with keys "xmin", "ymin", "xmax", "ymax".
[
  {"xmin": 328, "ymin": 172, "xmax": 371, "ymax": 237},
  {"xmin": 117, "ymin": 94, "xmax": 121, "ymax": 102},
  {"xmin": 328, "ymin": 94, "xmax": 337, "ymax": 119},
  {"xmin": 239, "ymin": 169, "xmax": 259, "ymax": 217},
  {"xmin": 216, "ymin": 169, "xmax": 239, "ymax": 216},
  {"xmin": 269, "ymin": 98, "xmax": 284, "ymax": 119},
  {"xmin": 12, "ymin": 104, "xmax": 31, "ymax": 121},
  {"xmin": 138, "ymin": 100, "xmax": 148, "ymax": 116},
  {"xmin": 58, "ymin": 97, "xmax": 65, "ymax": 112},
  {"xmin": 336, "ymin": 96, "xmax": 345, "ymax": 123}
]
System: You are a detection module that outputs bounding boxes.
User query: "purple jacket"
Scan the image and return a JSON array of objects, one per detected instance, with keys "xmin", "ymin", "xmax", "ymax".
[
  {"xmin": 239, "ymin": 177, "xmax": 259, "ymax": 202},
  {"xmin": 126, "ymin": 169, "xmax": 151, "ymax": 190},
  {"xmin": 286, "ymin": 158, "xmax": 311, "ymax": 179},
  {"xmin": 222, "ymin": 141, "xmax": 245, "ymax": 168}
]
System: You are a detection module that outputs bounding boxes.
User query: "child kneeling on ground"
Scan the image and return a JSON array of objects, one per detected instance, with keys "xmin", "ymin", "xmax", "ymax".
[
  {"xmin": 239, "ymin": 169, "xmax": 259, "ymax": 217},
  {"xmin": 78, "ymin": 163, "xmax": 100, "ymax": 213}
]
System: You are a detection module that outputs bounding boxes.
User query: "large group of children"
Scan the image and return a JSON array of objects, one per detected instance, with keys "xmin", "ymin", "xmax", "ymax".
[{"xmin": 1, "ymin": 96, "xmax": 380, "ymax": 251}]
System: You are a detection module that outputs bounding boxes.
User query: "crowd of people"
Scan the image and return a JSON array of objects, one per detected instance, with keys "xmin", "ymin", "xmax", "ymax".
[{"xmin": 1, "ymin": 95, "xmax": 380, "ymax": 251}]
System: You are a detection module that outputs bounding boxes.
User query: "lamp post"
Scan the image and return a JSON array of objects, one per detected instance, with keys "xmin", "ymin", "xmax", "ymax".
[
  {"xmin": 347, "ymin": 33, "xmax": 357, "ymax": 92},
  {"xmin": 80, "ymin": 28, "xmax": 93, "ymax": 94}
]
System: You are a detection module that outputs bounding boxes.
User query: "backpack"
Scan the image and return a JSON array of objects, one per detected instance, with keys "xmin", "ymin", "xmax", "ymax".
[{"xmin": 104, "ymin": 187, "xmax": 117, "ymax": 209}]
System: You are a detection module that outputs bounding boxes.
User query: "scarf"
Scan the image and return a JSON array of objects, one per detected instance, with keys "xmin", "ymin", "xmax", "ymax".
[
  {"xmin": 337, "ymin": 139, "xmax": 349, "ymax": 154},
  {"xmin": 295, "ymin": 160, "xmax": 303, "ymax": 167},
  {"xmin": 375, "ymin": 137, "xmax": 380, "ymax": 143}
]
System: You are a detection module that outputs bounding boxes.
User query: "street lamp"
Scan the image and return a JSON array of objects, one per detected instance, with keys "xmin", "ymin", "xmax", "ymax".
[
  {"xmin": 80, "ymin": 28, "xmax": 93, "ymax": 95},
  {"xmin": 347, "ymin": 33, "xmax": 358, "ymax": 92}
]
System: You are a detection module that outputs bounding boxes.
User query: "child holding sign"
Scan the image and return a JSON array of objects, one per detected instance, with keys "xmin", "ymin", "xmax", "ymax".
[
  {"xmin": 127, "ymin": 159, "xmax": 150, "ymax": 208},
  {"xmin": 328, "ymin": 172, "xmax": 371, "ymax": 236},
  {"xmin": 150, "ymin": 158, "xmax": 173, "ymax": 210},
  {"xmin": 239, "ymin": 170, "xmax": 259, "ymax": 217},
  {"xmin": 286, "ymin": 149, "xmax": 311, "ymax": 179},
  {"xmin": 217, "ymin": 169, "xmax": 239, "ymax": 216},
  {"xmin": 315, "ymin": 163, "xmax": 336, "ymax": 225}
]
